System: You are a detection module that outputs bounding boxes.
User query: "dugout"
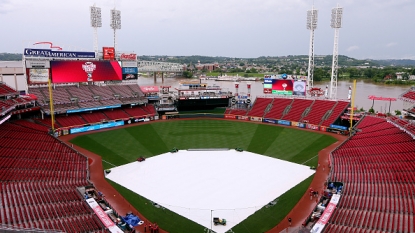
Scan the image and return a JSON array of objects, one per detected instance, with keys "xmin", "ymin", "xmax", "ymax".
[{"xmin": 162, "ymin": 111, "xmax": 179, "ymax": 119}]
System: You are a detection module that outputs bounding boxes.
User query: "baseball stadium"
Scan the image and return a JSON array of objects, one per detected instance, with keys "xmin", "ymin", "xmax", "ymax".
[{"xmin": 1, "ymin": 4, "xmax": 415, "ymax": 233}]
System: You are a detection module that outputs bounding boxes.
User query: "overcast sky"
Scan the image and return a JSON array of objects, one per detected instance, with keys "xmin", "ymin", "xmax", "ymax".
[{"xmin": 1, "ymin": 0, "xmax": 414, "ymax": 59}]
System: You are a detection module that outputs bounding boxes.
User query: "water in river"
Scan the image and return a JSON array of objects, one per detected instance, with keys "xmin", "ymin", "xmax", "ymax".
[{"xmin": 137, "ymin": 77, "xmax": 411, "ymax": 113}]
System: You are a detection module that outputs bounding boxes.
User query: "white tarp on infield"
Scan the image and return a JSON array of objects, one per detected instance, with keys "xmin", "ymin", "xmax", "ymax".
[{"xmin": 106, "ymin": 150, "xmax": 315, "ymax": 233}]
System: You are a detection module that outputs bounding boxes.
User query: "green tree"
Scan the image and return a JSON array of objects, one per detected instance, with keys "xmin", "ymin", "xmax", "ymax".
[
  {"xmin": 347, "ymin": 67, "xmax": 360, "ymax": 78},
  {"xmin": 363, "ymin": 68, "xmax": 376, "ymax": 79},
  {"xmin": 182, "ymin": 71, "xmax": 193, "ymax": 79},
  {"xmin": 249, "ymin": 68, "xmax": 258, "ymax": 73},
  {"xmin": 313, "ymin": 68, "xmax": 330, "ymax": 81}
]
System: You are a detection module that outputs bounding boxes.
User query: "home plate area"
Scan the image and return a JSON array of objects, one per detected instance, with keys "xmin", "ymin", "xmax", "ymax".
[{"xmin": 106, "ymin": 149, "xmax": 315, "ymax": 233}]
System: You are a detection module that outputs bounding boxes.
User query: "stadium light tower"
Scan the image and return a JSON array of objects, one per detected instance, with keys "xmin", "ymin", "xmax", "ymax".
[
  {"xmin": 329, "ymin": 4, "xmax": 343, "ymax": 99},
  {"xmin": 110, "ymin": 8, "xmax": 121, "ymax": 54},
  {"xmin": 306, "ymin": 6, "xmax": 318, "ymax": 94},
  {"xmin": 90, "ymin": 5, "xmax": 102, "ymax": 57}
]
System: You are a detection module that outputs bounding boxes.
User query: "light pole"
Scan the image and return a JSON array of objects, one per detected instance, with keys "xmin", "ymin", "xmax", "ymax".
[
  {"xmin": 110, "ymin": 9, "xmax": 121, "ymax": 55},
  {"xmin": 90, "ymin": 5, "xmax": 102, "ymax": 57},
  {"xmin": 210, "ymin": 210, "xmax": 213, "ymax": 232},
  {"xmin": 329, "ymin": 4, "xmax": 343, "ymax": 99},
  {"xmin": 306, "ymin": 6, "xmax": 318, "ymax": 95}
]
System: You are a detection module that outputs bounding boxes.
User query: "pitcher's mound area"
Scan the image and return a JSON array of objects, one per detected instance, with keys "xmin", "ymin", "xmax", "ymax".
[{"xmin": 106, "ymin": 149, "xmax": 314, "ymax": 233}]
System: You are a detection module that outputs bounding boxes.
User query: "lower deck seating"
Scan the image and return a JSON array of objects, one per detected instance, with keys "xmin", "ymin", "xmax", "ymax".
[
  {"xmin": 326, "ymin": 116, "xmax": 415, "ymax": 233},
  {"xmin": 0, "ymin": 120, "xmax": 104, "ymax": 232}
]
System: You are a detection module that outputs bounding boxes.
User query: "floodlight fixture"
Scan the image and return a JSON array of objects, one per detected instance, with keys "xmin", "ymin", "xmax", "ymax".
[
  {"xmin": 306, "ymin": 6, "xmax": 318, "ymax": 93},
  {"xmin": 329, "ymin": 5, "xmax": 344, "ymax": 100},
  {"xmin": 307, "ymin": 9, "xmax": 318, "ymax": 30},
  {"xmin": 90, "ymin": 6, "xmax": 102, "ymax": 28},
  {"xmin": 111, "ymin": 9, "xmax": 121, "ymax": 54},
  {"xmin": 331, "ymin": 6, "xmax": 343, "ymax": 29},
  {"xmin": 110, "ymin": 9, "xmax": 121, "ymax": 30}
]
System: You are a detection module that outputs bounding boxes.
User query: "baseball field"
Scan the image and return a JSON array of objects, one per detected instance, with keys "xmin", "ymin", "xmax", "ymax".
[{"xmin": 70, "ymin": 119, "xmax": 337, "ymax": 233}]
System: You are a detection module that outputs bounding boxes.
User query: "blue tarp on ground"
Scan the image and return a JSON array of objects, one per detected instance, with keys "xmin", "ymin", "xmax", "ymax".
[{"xmin": 122, "ymin": 213, "xmax": 140, "ymax": 227}]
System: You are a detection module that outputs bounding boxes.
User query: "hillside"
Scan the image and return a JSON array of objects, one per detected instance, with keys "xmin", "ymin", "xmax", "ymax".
[{"xmin": 2, "ymin": 52, "xmax": 415, "ymax": 67}]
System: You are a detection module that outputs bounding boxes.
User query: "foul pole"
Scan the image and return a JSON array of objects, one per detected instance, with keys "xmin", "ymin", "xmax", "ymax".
[
  {"xmin": 48, "ymin": 78, "xmax": 55, "ymax": 132},
  {"xmin": 349, "ymin": 79, "xmax": 356, "ymax": 136}
]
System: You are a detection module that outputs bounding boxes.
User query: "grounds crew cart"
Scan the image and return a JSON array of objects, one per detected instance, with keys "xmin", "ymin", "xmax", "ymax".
[{"xmin": 213, "ymin": 217, "xmax": 226, "ymax": 226}]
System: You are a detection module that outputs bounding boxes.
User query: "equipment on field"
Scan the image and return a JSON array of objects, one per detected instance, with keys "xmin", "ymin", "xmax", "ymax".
[
  {"xmin": 213, "ymin": 217, "xmax": 226, "ymax": 226},
  {"xmin": 137, "ymin": 156, "xmax": 146, "ymax": 162}
]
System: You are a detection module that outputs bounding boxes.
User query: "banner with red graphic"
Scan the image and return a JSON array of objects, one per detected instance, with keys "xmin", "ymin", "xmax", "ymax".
[
  {"xmin": 140, "ymin": 86, "xmax": 159, "ymax": 93},
  {"xmin": 86, "ymin": 198, "xmax": 123, "ymax": 233},
  {"xmin": 311, "ymin": 194, "xmax": 341, "ymax": 233},
  {"xmin": 50, "ymin": 61, "xmax": 122, "ymax": 83}
]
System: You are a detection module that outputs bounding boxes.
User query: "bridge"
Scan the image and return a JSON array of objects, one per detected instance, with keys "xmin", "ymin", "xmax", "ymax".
[{"xmin": 137, "ymin": 61, "xmax": 183, "ymax": 72}]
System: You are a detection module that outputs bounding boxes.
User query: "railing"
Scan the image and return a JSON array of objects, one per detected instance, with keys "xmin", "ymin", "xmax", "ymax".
[{"xmin": 0, "ymin": 224, "xmax": 64, "ymax": 233}]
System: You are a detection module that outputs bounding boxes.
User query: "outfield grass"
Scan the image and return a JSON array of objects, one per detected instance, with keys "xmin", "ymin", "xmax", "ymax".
[{"xmin": 71, "ymin": 119, "xmax": 337, "ymax": 233}]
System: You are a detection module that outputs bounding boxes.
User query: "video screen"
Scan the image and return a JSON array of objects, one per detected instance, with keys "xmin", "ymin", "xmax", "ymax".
[
  {"xmin": 50, "ymin": 60, "xmax": 122, "ymax": 83},
  {"xmin": 263, "ymin": 79, "xmax": 306, "ymax": 96}
]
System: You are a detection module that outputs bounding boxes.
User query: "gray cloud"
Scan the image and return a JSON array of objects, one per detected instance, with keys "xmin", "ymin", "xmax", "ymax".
[{"xmin": 0, "ymin": 0, "xmax": 413, "ymax": 59}]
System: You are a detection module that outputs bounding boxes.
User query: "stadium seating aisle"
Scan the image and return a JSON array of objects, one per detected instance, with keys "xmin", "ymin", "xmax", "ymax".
[
  {"xmin": 0, "ymin": 120, "xmax": 106, "ymax": 232},
  {"xmin": 263, "ymin": 98, "xmax": 293, "ymax": 120},
  {"xmin": 326, "ymin": 116, "xmax": 415, "ymax": 233},
  {"xmin": 281, "ymin": 99, "xmax": 314, "ymax": 122},
  {"xmin": 302, "ymin": 100, "xmax": 337, "ymax": 125},
  {"xmin": 320, "ymin": 100, "xmax": 350, "ymax": 127},
  {"xmin": 247, "ymin": 97, "xmax": 273, "ymax": 117}
]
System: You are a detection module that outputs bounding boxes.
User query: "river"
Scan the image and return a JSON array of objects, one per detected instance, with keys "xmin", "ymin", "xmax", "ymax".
[{"xmin": 137, "ymin": 77, "xmax": 410, "ymax": 113}]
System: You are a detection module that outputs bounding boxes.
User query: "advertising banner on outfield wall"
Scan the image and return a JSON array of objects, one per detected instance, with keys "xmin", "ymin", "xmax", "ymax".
[
  {"xmin": 238, "ymin": 115, "xmax": 250, "ymax": 121},
  {"xmin": 277, "ymin": 120, "xmax": 291, "ymax": 126},
  {"xmin": 307, "ymin": 124, "xmax": 319, "ymax": 130},
  {"xmin": 263, "ymin": 118, "xmax": 277, "ymax": 124},
  {"xmin": 51, "ymin": 60, "xmax": 122, "ymax": 83},
  {"xmin": 225, "ymin": 115, "xmax": 236, "ymax": 119},
  {"xmin": 25, "ymin": 60, "xmax": 50, "ymax": 68},
  {"xmin": 250, "ymin": 117, "xmax": 262, "ymax": 122},
  {"xmin": 320, "ymin": 126, "xmax": 327, "ymax": 132},
  {"xmin": 66, "ymin": 104, "xmax": 121, "ymax": 114},
  {"xmin": 298, "ymin": 122, "xmax": 306, "ymax": 128},
  {"xmin": 291, "ymin": 121, "xmax": 299, "ymax": 127},
  {"xmin": 70, "ymin": 121, "xmax": 124, "ymax": 134},
  {"xmin": 330, "ymin": 124, "xmax": 348, "ymax": 131},
  {"xmin": 24, "ymin": 48, "xmax": 95, "ymax": 59},
  {"xmin": 28, "ymin": 68, "xmax": 49, "ymax": 84}
]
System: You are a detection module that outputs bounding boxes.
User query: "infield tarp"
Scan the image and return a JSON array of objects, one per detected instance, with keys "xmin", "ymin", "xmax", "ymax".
[{"xmin": 107, "ymin": 150, "xmax": 315, "ymax": 233}]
